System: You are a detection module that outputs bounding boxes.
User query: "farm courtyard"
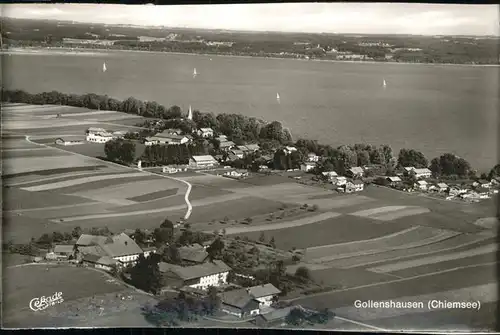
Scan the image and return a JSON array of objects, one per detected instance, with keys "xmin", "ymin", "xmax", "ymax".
[{"xmin": 2, "ymin": 104, "xmax": 498, "ymax": 330}]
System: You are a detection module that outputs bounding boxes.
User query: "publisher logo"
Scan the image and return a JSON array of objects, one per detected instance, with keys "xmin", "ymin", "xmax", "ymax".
[{"xmin": 29, "ymin": 292, "xmax": 64, "ymax": 311}]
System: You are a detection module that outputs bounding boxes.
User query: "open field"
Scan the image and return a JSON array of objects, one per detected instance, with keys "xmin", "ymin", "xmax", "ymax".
[
  {"xmin": 1, "ymin": 147, "xmax": 69, "ymax": 158},
  {"xmin": 127, "ymin": 188, "xmax": 179, "ymax": 202},
  {"xmin": 3, "ymin": 264, "xmax": 128, "ymax": 326},
  {"xmin": 235, "ymin": 215, "xmax": 405, "ymax": 250},
  {"xmin": 3, "ymin": 155, "xmax": 100, "ymax": 175},
  {"xmin": 6, "ymin": 170, "xmax": 134, "ymax": 187}
]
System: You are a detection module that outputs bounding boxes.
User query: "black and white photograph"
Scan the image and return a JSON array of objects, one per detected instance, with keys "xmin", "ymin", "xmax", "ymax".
[{"xmin": 1, "ymin": 2, "xmax": 499, "ymax": 331}]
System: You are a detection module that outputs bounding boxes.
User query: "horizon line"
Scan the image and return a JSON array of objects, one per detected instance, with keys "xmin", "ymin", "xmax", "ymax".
[{"xmin": 7, "ymin": 17, "xmax": 500, "ymax": 38}]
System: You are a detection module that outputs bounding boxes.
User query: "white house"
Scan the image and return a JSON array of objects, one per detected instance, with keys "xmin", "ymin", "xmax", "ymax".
[
  {"xmin": 162, "ymin": 165, "xmax": 188, "ymax": 174},
  {"xmin": 247, "ymin": 284, "xmax": 281, "ymax": 307},
  {"xmin": 197, "ymin": 128, "xmax": 214, "ymax": 138},
  {"xmin": 159, "ymin": 260, "xmax": 231, "ymax": 290},
  {"xmin": 230, "ymin": 149, "xmax": 245, "ymax": 159},
  {"xmin": 411, "ymin": 168, "xmax": 432, "ymax": 179},
  {"xmin": 386, "ymin": 176, "xmax": 402, "ymax": 186},
  {"xmin": 436, "ymin": 182, "xmax": 449, "ymax": 192},
  {"xmin": 55, "ymin": 137, "xmax": 85, "ymax": 146},
  {"xmin": 82, "ymin": 254, "xmax": 117, "ymax": 272},
  {"xmin": 46, "ymin": 244, "xmax": 74, "ymax": 260},
  {"xmin": 189, "ymin": 155, "xmax": 218, "ymax": 169},
  {"xmin": 300, "ymin": 162, "xmax": 316, "ymax": 172},
  {"xmin": 219, "ymin": 141, "xmax": 236, "ymax": 151},
  {"xmin": 145, "ymin": 131, "xmax": 191, "ymax": 146},
  {"xmin": 307, "ymin": 153, "xmax": 319, "ymax": 162},
  {"xmin": 284, "ymin": 146, "xmax": 297, "ymax": 155},
  {"xmin": 332, "ymin": 176, "xmax": 347, "ymax": 186},
  {"xmin": 344, "ymin": 180, "xmax": 364, "ymax": 193},
  {"xmin": 245, "ymin": 144, "xmax": 260, "ymax": 152},
  {"xmin": 322, "ymin": 171, "xmax": 338, "ymax": 180},
  {"xmin": 347, "ymin": 167, "xmax": 364, "ymax": 178},
  {"xmin": 224, "ymin": 170, "xmax": 249, "ymax": 178},
  {"xmin": 473, "ymin": 179, "xmax": 492, "ymax": 189},
  {"xmin": 415, "ymin": 180, "xmax": 428, "ymax": 190},
  {"xmin": 86, "ymin": 127, "xmax": 114, "ymax": 143}
]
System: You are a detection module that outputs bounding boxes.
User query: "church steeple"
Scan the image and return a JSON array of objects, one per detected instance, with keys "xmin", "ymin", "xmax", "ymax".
[{"xmin": 188, "ymin": 105, "xmax": 193, "ymax": 120}]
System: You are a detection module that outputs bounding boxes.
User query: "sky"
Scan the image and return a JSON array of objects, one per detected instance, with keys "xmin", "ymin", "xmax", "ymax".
[{"xmin": 2, "ymin": 3, "xmax": 499, "ymax": 36}]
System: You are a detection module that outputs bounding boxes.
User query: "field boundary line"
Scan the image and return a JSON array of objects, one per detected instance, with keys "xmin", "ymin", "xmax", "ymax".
[
  {"xmin": 6, "ymin": 202, "xmax": 102, "ymax": 213},
  {"xmin": 25, "ymin": 135, "xmax": 193, "ymax": 220},
  {"xmin": 285, "ymin": 261, "xmax": 500, "ymax": 304},
  {"xmin": 341, "ymin": 234, "xmax": 494, "ymax": 269}
]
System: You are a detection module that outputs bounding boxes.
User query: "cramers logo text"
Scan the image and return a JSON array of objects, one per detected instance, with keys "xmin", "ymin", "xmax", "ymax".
[{"xmin": 29, "ymin": 292, "xmax": 64, "ymax": 311}]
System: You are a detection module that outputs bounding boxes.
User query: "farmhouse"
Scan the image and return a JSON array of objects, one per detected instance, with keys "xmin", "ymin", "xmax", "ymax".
[
  {"xmin": 46, "ymin": 244, "xmax": 74, "ymax": 260},
  {"xmin": 473, "ymin": 179, "xmax": 492, "ymax": 189},
  {"xmin": 300, "ymin": 162, "xmax": 316, "ymax": 172},
  {"xmin": 216, "ymin": 135, "xmax": 228, "ymax": 142},
  {"xmin": 415, "ymin": 180, "xmax": 428, "ymax": 190},
  {"xmin": 346, "ymin": 167, "xmax": 364, "ymax": 178},
  {"xmin": 86, "ymin": 127, "xmax": 114, "ymax": 143},
  {"xmin": 448, "ymin": 185, "xmax": 469, "ymax": 196},
  {"xmin": 82, "ymin": 254, "xmax": 117, "ymax": 272},
  {"xmin": 189, "ymin": 155, "xmax": 218, "ymax": 169},
  {"xmin": 386, "ymin": 176, "xmax": 402, "ymax": 186},
  {"xmin": 408, "ymin": 168, "xmax": 432, "ymax": 179},
  {"xmin": 245, "ymin": 144, "xmax": 260, "ymax": 152},
  {"xmin": 220, "ymin": 288, "xmax": 261, "ymax": 318},
  {"xmin": 255, "ymin": 306, "xmax": 294, "ymax": 327},
  {"xmin": 76, "ymin": 233, "xmax": 145, "ymax": 266},
  {"xmin": 159, "ymin": 260, "xmax": 231, "ymax": 290},
  {"xmin": 163, "ymin": 128, "xmax": 183, "ymax": 135},
  {"xmin": 145, "ymin": 131, "xmax": 192, "ymax": 146},
  {"xmin": 197, "ymin": 128, "xmax": 214, "ymax": 138},
  {"xmin": 178, "ymin": 244, "xmax": 209, "ymax": 264},
  {"xmin": 344, "ymin": 180, "xmax": 364, "ymax": 193},
  {"xmin": 284, "ymin": 146, "xmax": 297, "ymax": 155},
  {"xmin": 436, "ymin": 182, "xmax": 449, "ymax": 192},
  {"xmin": 307, "ymin": 153, "xmax": 319, "ymax": 162},
  {"xmin": 55, "ymin": 137, "xmax": 85, "ymax": 146},
  {"xmin": 143, "ymin": 247, "xmax": 157, "ymax": 258},
  {"xmin": 247, "ymin": 284, "xmax": 281, "ymax": 307}
]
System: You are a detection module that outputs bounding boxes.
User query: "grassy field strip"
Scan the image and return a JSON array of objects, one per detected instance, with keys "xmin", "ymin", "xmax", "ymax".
[
  {"xmin": 1, "ymin": 147, "xmax": 52, "ymax": 152},
  {"xmin": 4, "ymin": 156, "xmax": 97, "ymax": 175},
  {"xmin": 307, "ymin": 196, "xmax": 375, "ymax": 209},
  {"xmin": 304, "ymin": 226, "xmax": 445, "ymax": 262},
  {"xmin": 69, "ymin": 179, "xmax": 183, "ymax": 199},
  {"xmin": 233, "ymin": 183, "xmax": 329, "ymax": 198},
  {"xmin": 331, "ymin": 234, "xmax": 493, "ymax": 269},
  {"xmin": 6, "ymin": 202, "xmax": 103, "ymax": 213},
  {"xmin": 3, "ymin": 119, "xmax": 94, "ymax": 130},
  {"xmin": 6, "ymin": 170, "xmax": 120, "ymax": 187},
  {"xmin": 369, "ymin": 208, "xmax": 431, "ymax": 221},
  {"xmin": 368, "ymin": 244, "xmax": 499, "ymax": 274},
  {"xmin": 2, "ymin": 105, "xmax": 69, "ymax": 112},
  {"xmin": 332, "ymin": 282, "xmax": 497, "ymax": 322},
  {"xmin": 223, "ymin": 212, "xmax": 341, "ymax": 235},
  {"xmin": 61, "ymin": 110, "xmax": 119, "ymax": 117},
  {"xmin": 351, "ymin": 206, "xmax": 409, "ymax": 217},
  {"xmin": 22, "ymin": 203, "xmax": 118, "ymax": 219},
  {"xmin": 81, "ymin": 115, "xmax": 144, "ymax": 122},
  {"xmin": 307, "ymin": 230, "xmax": 459, "ymax": 264},
  {"xmin": 21, "ymin": 172, "xmax": 148, "ymax": 192},
  {"xmin": 49, "ymin": 193, "xmax": 247, "ymax": 223},
  {"xmin": 473, "ymin": 217, "xmax": 498, "ymax": 229}
]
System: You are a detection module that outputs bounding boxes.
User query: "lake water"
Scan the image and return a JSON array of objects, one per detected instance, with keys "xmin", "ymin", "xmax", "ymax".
[{"xmin": 3, "ymin": 50, "xmax": 499, "ymax": 172}]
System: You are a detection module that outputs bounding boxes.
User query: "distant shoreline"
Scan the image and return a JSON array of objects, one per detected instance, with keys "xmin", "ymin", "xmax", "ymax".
[{"xmin": 2, "ymin": 46, "xmax": 499, "ymax": 68}]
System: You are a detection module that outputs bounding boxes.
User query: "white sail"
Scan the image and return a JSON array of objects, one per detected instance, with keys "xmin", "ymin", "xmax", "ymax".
[
  {"xmin": 276, "ymin": 93, "xmax": 281, "ymax": 104},
  {"xmin": 193, "ymin": 68, "xmax": 197, "ymax": 78},
  {"xmin": 383, "ymin": 79, "xmax": 387, "ymax": 87},
  {"xmin": 102, "ymin": 62, "xmax": 107, "ymax": 72}
]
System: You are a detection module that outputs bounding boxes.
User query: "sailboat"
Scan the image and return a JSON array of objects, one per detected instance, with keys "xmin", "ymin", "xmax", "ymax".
[
  {"xmin": 102, "ymin": 62, "xmax": 107, "ymax": 73},
  {"xmin": 382, "ymin": 79, "xmax": 387, "ymax": 88},
  {"xmin": 276, "ymin": 93, "xmax": 281, "ymax": 103},
  {"xmin": 193, "ymin": 68, "xmax": 197, "ymax": 78}
]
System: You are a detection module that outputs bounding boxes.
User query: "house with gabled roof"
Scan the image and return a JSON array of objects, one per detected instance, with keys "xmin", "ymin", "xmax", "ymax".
[
  {"xmin": 220, "ymin": 288, "xmax": 260, "ymax": 318},
  {"xmin": 82, "ymin": 254, "xmax": 118, "ymax": 272},
  {"xmin": 346, "ymin": 167, "xmax": 364, "ymax": 178},
  {"xmin": 159, "ymin": 260, "xmax": 231, "ymax": 290},
  {"xmin": 197, "ymin": 128, "xmax": 214, "ymax": 138},
  {"xmin": 189, "ymin": 155, "xmax": 218, "ymax": 169},
  {"xmin": 247, "ymin": 284, "xmax": 281, "ymax": 307},
  {"xmin": 344, "ymin": 180, "xmax": 364, "ymax": 193},
  {"xmin": 178, "ymin": 244, "xmax": 209, "ymax": 264},
  {"xmin": 75, "ymin": 233, "xmax": 144, "ymax": 266}
]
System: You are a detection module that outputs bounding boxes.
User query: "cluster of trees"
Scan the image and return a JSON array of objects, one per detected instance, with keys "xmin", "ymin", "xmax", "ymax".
[
  {"xmin": 104, "ymin": 138, "xmax": 136, "ymax": 164},
  {"xmin": 129, "ymin": 253, "xmax": 163, "ymax": 294},
  {"xmin": 429, "ymin": 153, "xmax": 474, "ymax": 178},
  {"xmin": 285, "ymin": 307, "xmax": 335, "ymax": 326},
  {"xmin": 141, "ymin": 143, "xmax": 207, "ymax": 165},
  {"xmin": 32, "ymin": 226, "xmax": 112, "ymax": 249},
  {"xmin": 142, "ymin": 288, "xmax": 220, "ymax": 326}
]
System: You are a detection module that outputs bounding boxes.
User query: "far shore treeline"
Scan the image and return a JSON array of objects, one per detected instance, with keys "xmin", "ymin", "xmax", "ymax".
[{"xmin": 3, "ymin": 89, "xmax": 499, "ymax": 178}]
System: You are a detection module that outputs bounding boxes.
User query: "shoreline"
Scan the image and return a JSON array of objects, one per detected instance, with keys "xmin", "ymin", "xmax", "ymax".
[{"xmin": 2, "ymin": 46, "xmax": 499, "ymax": 68}]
